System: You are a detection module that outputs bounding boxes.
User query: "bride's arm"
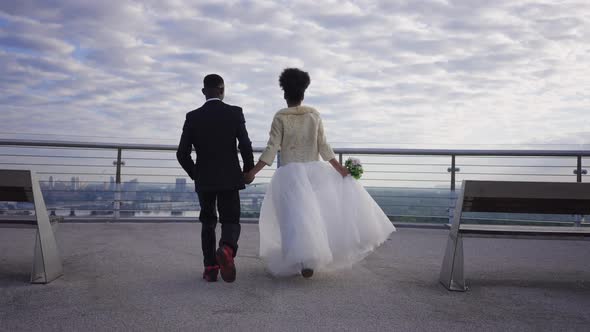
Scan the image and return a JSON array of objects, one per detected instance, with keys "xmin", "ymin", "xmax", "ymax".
[
  {"xmin": 317, "ymin": 116, "xmax": 336, "ymax": 162},
  {"xmin": 317, "ymin": 115, "xmax": 348, "ymax": 177},
  {"xmin": 258, "ymin": 114, "xmax": 283, "ymax": 166},
  {"xmin": 245, "ymin": 115, "xmax": 282, "ymax": 183}
]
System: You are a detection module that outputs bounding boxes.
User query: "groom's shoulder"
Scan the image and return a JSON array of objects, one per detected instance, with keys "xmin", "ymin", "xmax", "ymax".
[
  {"xmin": 221, "ymin": 103, "xmax": 245, "ymax": 120},
  {"xmin": 185, "ymin": 107, "xmax": 201, "ymax": 119},
  {"xmin": 203, "ymin": 101, "xmax": 243, "ymax": 113},
  {"xmin": 185, "ymin": 101, "xmax": 243, "ymax": 118},
  {"xmin": 223, "ymin": 102, "xmax": 243, "ymax": 113}
]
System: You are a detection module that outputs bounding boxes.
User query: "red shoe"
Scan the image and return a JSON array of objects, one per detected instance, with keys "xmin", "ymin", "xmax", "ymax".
[
  {"xmin": 203, "ymin": 265, "xmax": 219, "ymax": 282},
  {"xmin": 216, "ymin": 245, "xmax": 236, "ymax": 283},
  {"xmin": 301, "ymin": 268, "xmax": 314, "ymax": 279}
]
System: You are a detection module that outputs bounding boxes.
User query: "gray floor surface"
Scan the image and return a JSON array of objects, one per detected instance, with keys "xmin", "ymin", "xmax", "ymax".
[{"xmin": 1, "ymin": 223, "xmax": 589, "ymax": 331}]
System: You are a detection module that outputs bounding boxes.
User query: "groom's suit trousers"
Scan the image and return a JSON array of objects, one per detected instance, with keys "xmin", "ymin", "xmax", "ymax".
[{"xmin": 198, "ymin": 190, "xmax": 241, "ymax": 267}]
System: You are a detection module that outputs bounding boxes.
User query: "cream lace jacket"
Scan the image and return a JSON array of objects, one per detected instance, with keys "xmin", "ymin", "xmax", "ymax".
[{"xmin": 259, "ymin": 106, "xmax": 336, "ymax": 166}]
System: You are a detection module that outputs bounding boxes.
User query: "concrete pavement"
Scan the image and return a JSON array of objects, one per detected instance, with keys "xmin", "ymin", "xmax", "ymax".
[{"xmin": 1, "ymin": 223, "xmax": 589, "ymax": 331}]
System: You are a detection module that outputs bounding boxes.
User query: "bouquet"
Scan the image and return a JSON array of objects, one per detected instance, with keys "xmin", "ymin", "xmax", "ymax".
[{"xmin": 344, "ymin": 157, "xmax": 364, "ymax": 180}]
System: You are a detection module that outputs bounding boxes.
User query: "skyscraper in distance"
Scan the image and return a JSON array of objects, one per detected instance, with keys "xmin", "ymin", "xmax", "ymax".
[{"xmin": 176, "ymin": 178, "xmax": 187, "ymax": 192}]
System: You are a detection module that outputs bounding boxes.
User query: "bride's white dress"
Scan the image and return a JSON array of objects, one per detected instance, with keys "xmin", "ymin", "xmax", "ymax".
[{"xmin": 257, "ymin": 106, "xmax": 395, "ymax": 277}]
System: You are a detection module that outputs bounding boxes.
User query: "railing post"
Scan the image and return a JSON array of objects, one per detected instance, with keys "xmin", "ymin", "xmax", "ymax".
[
  {"xmin": 447, "ymin": 155, "xmax": 460, "ymax": 225},
  {"xmin": 113, "ymin": 148, "xmax": 125, "ymax": 220},
  {"xmin": 576, "ymin": 156, "xmax": 583, "ymax": 183},
  {"xmin": 574, "ymin": 156, "xmax": 587, "ymax": 226},
  {"xmin": 339, "ymin": 153, "xmax": 343, "ymax": 165}
]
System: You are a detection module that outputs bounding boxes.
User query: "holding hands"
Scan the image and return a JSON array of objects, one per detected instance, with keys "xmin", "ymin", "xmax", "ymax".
[
  {"xmin": 247, "ymin": 161, "xmax": 267, "ymax": 184},
  {"xmin": 244, "ymin": 161, "xmax": 266, "ymax": 185},
  {"xmin": 244, "ymin": 171, "xmax": 255, "ymax": 184}
]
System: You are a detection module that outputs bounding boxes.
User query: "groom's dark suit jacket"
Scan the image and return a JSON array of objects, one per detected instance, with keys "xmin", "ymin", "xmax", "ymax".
[{"xmin": 176, "ymin": 99, "xmax": 255, "ymax": 192}]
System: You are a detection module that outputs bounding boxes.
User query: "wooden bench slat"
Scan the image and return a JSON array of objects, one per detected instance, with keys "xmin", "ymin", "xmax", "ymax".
[
  {"xmin": 460, "ymin": 224, "xmax": 590, "ymax": 238},
  {"xmin": 0, "ymin": 215, "xmax": 62, "ymax": 227},
  {"xmin": 463, "ymin": 197, "xmax": 590, "ymax": 214},
  {"xmin": 463, "ymin": 181, "xmax": 590, "ymax": 200},
  {"xmin": 0, "ymin": 170, "xmax": 33, "ymax": 188},
  {"xmin": 0, "ymin": 187, "xmax": 33, "ymax": 202}
]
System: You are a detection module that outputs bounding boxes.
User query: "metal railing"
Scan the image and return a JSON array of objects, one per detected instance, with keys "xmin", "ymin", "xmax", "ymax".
[{"xmin": 0, "ymin": 139, "xmax": 588, "ymax": 225}]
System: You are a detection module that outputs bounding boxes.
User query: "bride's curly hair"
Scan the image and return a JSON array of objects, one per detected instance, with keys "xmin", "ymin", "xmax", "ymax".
[{"xmin": 279, "ymin": 68, "xmax": 310, "ymax": 102}]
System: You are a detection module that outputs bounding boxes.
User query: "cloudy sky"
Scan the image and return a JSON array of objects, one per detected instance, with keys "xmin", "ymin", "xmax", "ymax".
[{"xmin": 1, "ymin": 0, "xmax": 589, "ymax": 149}]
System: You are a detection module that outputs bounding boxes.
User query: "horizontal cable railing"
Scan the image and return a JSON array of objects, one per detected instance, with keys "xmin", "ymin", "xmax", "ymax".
[{"xmin": 0, "ymin": 139, "xmax": 588, "ymax": 225}]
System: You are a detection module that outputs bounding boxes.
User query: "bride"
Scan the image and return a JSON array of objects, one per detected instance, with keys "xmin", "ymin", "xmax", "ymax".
[{"xmin": 245, "ymin": 68, "xmax": 395, "ymax": 278}]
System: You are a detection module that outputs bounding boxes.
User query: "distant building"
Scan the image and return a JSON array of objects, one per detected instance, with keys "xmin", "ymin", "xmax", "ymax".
[
  {"xmin": 53, "ymin": 181, "xmax": 67, "ymax": 191},
  {"xmin": 123, "ymin": 179, "xmax": 139, "ymax": 190},
  {"xmin": 176, "ymin": 178, "xmax": 187, "ymax": 192},
  {"xmin": 123, "ymin": 179, "xmax": 139, "ymax": 201},
  {"xmin": 71, "ymin": 177, "xmax": 79, "ymax": 190}
]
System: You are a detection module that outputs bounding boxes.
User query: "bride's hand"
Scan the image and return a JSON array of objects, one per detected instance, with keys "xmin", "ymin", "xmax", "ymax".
[
  {"xmin": 329, "ymin": 158, "xmax": 349, "ymax": 177},
  {"xmin": 337, "ymin": 165, "xmax": 350, "ymax": 177}
]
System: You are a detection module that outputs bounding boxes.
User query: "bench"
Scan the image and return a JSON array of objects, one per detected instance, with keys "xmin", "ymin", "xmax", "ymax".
[
  {"xmin": 439, "ymin": 180, "xmax": 590, "ymax": 291},
  {"xmin": 0, "ymin": 169, "xmax": 64, "ymax": 283}
]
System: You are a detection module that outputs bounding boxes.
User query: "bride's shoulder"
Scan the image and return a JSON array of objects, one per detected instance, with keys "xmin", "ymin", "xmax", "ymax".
[
  {"xmin": 303, "ymin": 106, "xmax": 320, "ymax": 115},
  {"xmin": 275, "ymin": 108, "xmax": 289, "ymax": 115},
  {"xmin": 273, "ymin": 109, "xmax": 288, "ymax": 120},
  {"xmin": 301, "ymin": 106, "xmax": 322, "ymax": 120},
  {"xmin": 275, "ymin": 105, "xmax": 320, "ymax": 116}
]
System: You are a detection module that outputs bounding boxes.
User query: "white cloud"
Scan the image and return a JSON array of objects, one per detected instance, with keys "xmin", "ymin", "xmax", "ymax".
[{"xmin": 0, "ymin": 0, "xmax": 589, "ymax": 148}]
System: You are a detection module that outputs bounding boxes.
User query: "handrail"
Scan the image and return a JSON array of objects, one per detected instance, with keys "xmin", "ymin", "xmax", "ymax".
[
  {"xmin": 334, "ymin": 147, "xmax": 590, "ymax": 157},
  {"xmin": 1, "ymin": 139, "xmax": 590, "ymax": 157},
  {"xmin": 1, "ymin": 138, "xmax": 587, "ymax": 224}
]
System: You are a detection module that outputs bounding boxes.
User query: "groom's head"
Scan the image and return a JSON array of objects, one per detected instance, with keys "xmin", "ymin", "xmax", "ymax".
[{"xmin": 202, "ymin": 74, "xmax": 225, "ymax": 100}]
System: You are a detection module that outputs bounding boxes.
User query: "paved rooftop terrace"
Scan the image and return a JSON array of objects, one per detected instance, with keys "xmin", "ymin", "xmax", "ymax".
[{"xmin": 1, "ymin": 223, "xmax": 589, "ymax": 331}]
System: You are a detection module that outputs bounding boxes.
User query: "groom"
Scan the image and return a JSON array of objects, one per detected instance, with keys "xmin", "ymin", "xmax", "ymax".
[{"xmin": 177, "ymin": 74, "xmax": 255, "ymax": 282}]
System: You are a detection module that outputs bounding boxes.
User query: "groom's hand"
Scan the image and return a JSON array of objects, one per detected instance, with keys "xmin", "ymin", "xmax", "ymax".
[{"xmin": 244, "ymin": 171, "xmax": 255, "ymax": 184}]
